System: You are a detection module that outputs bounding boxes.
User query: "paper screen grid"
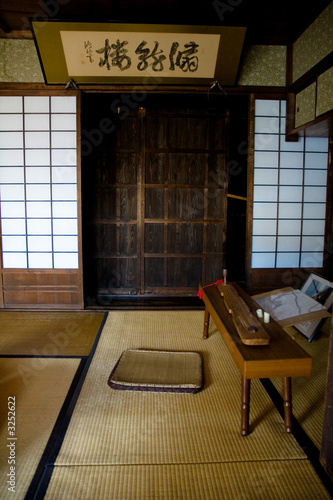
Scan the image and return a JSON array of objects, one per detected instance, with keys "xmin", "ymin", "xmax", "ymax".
[
  {"xmin": 0, "ymin": 95, "xmax": 78, "ymax": 269},
  {"xmin": 252, "ymin": 99, "xmax": 328, "ymax": 269}
]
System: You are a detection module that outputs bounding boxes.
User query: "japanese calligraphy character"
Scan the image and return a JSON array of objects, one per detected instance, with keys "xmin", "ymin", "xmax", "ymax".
[
  {"xmin": 169, "ymin": 41, "xmax": 199, "ymax": 72},
  {"xmin": 135, "ymin": 41, "xmax": 166, "ymax": 72},
  {"xmin": 84, "ymin": 41, "xmax": 94, "ymax": 63},
  {"xmin": 96, "ymin": 39, "xmax": 131, "ymax": 71}
]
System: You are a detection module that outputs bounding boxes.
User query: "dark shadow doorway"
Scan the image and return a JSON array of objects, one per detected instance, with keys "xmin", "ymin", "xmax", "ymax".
[{"xmin": 81, "ymin": 92, "xmax": 247, "ymax": 308}]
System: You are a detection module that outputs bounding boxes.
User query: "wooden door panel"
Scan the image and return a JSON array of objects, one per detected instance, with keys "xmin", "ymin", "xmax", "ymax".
[
  {"xmin": 145, "ymin": 188, "xmax": 165, "ymax": 219},
  {"xmin": 207, "ymin": 189, "xmax": 226, "ymax": 219},
  {"xmin": 144, "ymin": 257, "xmax": 164, "ymax": 287},
  {"xmin": 145, "ymin": 116, "xmax": 167, "ymax": 150},
  {"xmin": 206, "ymin": 223, "xmax": 225, "ymax": 253},
  {"xmin": 168, "ymin": 154, "xmax": 206, "ymax": 184},
  {"xmin": 144, "ymin": 223, "xmax": 164, "ymax": 253},
  {"xmin": 169, "ymin": 117, "xmax": 209, "ymax": 149},
  {"xmin": 167, "ymin": 223, "xmax": 204, "ymax": 254},
  {"xmin": 167, "ymin": 258, "xmax": 202, "ymax": 287},
  {"xmin": 83, "ymin": 94, "xmax": 228, "ymax": 303},
  {"xmin": 168, "ymin": 188, "xmax": 205, "ymax": 220},
  {"xmin": 145, "ymin": 153, "xmax": 166, "ymax": 183},
  {"xmin": 119, "ymin": 188, "xmax": 137, "ymax": 220}
]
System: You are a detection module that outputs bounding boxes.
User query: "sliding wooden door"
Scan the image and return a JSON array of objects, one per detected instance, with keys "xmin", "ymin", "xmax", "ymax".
[{"xmin": 82, "ymin": 94, "xmax": 228, "ymax": 305}]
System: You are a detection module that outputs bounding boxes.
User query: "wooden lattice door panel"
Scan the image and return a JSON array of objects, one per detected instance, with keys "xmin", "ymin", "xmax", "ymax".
[
  {"xmin": 143, "ymin": 104, "xmax": 227, "ymax": 295},
  {"xmin": 83, "ymin": 95, "xmax": 228, "ymax": 301}
]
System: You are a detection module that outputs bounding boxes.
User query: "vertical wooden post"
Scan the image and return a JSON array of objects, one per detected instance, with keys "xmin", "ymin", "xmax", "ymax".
[
  {"xmin": 320, "ymin": 327, "xmax": 333, "ymax": 480},
  {"xmin": 241, "ymin": 376, "xmax": 251, "ymax": 436},
  {"xmin": 203, "ymin": 307, "xmax": 210, "ymax": 338},
  {"xmin": 282, "ymin": 377, "xmax": 292, "ymax": 433}
]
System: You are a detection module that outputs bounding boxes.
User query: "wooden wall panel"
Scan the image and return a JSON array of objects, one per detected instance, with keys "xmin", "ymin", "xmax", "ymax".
[
  {"xmin": 82, "ymin": 93, "xmax": 228, "ymax": 304},
  {"xmin": 2, "ymin": 270, "xmax": 83, "ymax": 309}
]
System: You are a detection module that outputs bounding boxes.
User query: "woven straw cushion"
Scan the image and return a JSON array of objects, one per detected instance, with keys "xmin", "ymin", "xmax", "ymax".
[{"xmin": 108, "ymin": 349, "xmax": 202, "ymax": 393}]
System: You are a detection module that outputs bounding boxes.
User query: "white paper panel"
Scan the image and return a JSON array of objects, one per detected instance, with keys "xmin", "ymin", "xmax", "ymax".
[
  {"xmin": 52, "ymin": 166, "xmax": 76, "ymax": 184},
  {"xmin": 0, "ymin": 150, "xmax": 24, "ymax": 166},
  {"xmin": 255, "ymin": 100, "xmax": 280, "ymax": 116},
  {"xmin": 254, "ymin": 151, "xmax": 279, "ymax": 168},
  {"xmin": 253, "ymin": 203, "xmax": 277, "ymax": 219},
  {"xmin": 0, "ymin": 166, "xmax": 24, "ymax": 183},
  {"xmin": 25, "ymin": 149, "xmax": 50, "ymax": 166},
  {"xmin": 254, "ymin": 168, "xmax": 278, "ymax": 185},
  {"xmin": 24, "ymin": 114, "xmax": 50, "ymax": 131},
  {"xmin": 1, "ymin": 218, "xmax": 26, "ymax": 235},
  {"xmin": 28, "ymin": 253, "xmax": 53, "ymax": 269},
  {"xmin": 0, "ymin": 132, "xmax": 23, "ymax": 148},
  {"xmin": 304, "ymin": 169, "xmax": 327, "ymax": 186},
  {"xmin": 25, "ymin": 166, "xmax": 50, "ymax": 183},
  {"xmin": 0, "ymin": 201, "xmax": 25, "ymax": 218},
  {"xmin": 305, "ymin": 137, "xmax": 329, "ymax": 152},
  {"xmin": 276, "ymin": 253, "xmax": 300, "ymax": 268},
  {"xmin": 26, "ymin": 184, "xmax": 51, "ymax": 201},
  {"xmin": 304, "ymin": 152, "xmax": 328, "ymax": 169},
  {"xmin": 278, "ymin": 203, "xmax": 302, "ymax": 219},
  {"xmin": 253, "ymin": 185, "xmax": 278, "ymax": 202},
  {"xmin": 53, "ymin": 235, "xmax": 78, "ymax": 252},
  {"xmin": 2, "ymin": 253, "xmax": 27, "ymax": 268},
  {"xmin": 52, "ymin": 184, "xmax": 77, "ymax": 201},
  {"xmin": 52, "ymin": 201, "xmax": 77, "ymax": 218},
  {"xmin": 279, "ymin": 169, "xmax": 303, "ymax": 185},
  {"xmin": 51, "ymin": 96, "xmax": 76, "ymax": 113},
  {"xmin": 51, "ymin": 114, "xmax": 76, "ymax": 131},
  {"xmin": 303, "ymin": 203, "xmax": 326, "ymax": 219},
  {"xmin": 0, "ymin": 96, "xmax": 22, "ymax": 113},
  {"xmin": 277, "ymin": 236, "xmax": 300, "ymax": 251},
  {"xmin": 24, "ymin": 96, "xmax": 50, "ymax": 113},
  {"xmin": 254, "ymin": 133, "xmax": 279, "ymax": 151},
  {"xmin": 51, "ymin": 131, "xmax": 76, "ymax": 148},
  {"xmin": 53, "ymin": 218, "xmax": 78, "ymax": 235},
  {"xmin": 278, "ymin": 219, "xmax": 301, "ymax": 235},
  {"xmin": 252, "ymin": 236, "xmax": 276, "ymax": 252},
  {"xmin": 254, "ymin": 117, "xmax": 280, "ymax": 134},
  {"xmin": 0, "ymin": 115, "xmax": 23, "ymax": 131},
  {"xmin": 280, "ymin": 152, "xmax": 303, "ymax": 168},
  {"xmin": 252, "ymin": 219, "xmax": 277, "ymax": 235},
  {"xmin": 51, "ymin": 149, "xmax": 77, "ymax": 166},
  {"xmin": 0, "ymin": 184, "xmax": 25, "ymax": 201},
  {"xmin": 251, "ymin": 253, "xmax": 276, "ymax": 268},
  {"xmin": 300, "ymin": 252, "xmax": 323, "ymax": 267},
  {"xmin": 301, "ymin": 236, "xmax": 324, "ymax": 252},
  {"xmin": 303, "ymin": 186, "xmax": 326, "ymax": 202},
  {"xmin": 25, "ymin": 131, "xmax": 50, "ymax": 148},
  {"xmin": 53, "ymin": 252, "xmax": 78, "ymax": 269},
  {"xmin": 2, "ymin": 235, "xmax": 26, "ymax": 251},
  {"xmin": 302, "ymin": 219, "xmax": 325, "ymax": 235},
  {"xmin": 28, "ymin": 235, "xmax": 52, "ymax": 252},
  {"xmin": 279, "ymin": 186, "xmax": 302, "ymax": 202},
  {"xmin": 27, "ymin": 219, "xmax": 52, "ymax": 235},
  {"xmin": 26, "ymin": 201, "xmax": 51, "ymax": 218}
]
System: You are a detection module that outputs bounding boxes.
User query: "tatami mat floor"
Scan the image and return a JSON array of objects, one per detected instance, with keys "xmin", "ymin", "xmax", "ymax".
[{"xmin": 0, "ymin": 310, "xmax": 332, "ymax": 500}]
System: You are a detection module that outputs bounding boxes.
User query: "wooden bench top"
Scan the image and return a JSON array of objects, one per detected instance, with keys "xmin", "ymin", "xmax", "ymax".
[{"xmin": 200, "ymin": 282, "xmax": 312, "ymax": 380}]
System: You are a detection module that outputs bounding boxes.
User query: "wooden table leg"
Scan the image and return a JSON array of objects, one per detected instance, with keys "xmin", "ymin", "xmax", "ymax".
[
  {"xmin": 282, "ymin": 377, "xmax": 292, "ymax": 433},
  {"xmin": 241, "ymin": 376, "xmax": 251, "ymax": 436},
  {"xmin": 203, "ymin": 307, "xmax": 210, "ymax": 339}
]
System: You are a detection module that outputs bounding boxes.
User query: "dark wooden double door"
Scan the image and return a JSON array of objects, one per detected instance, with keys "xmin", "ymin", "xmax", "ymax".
[{"xmin": 82, "ymin": 94, "xmax": 228, "ymax": 306}]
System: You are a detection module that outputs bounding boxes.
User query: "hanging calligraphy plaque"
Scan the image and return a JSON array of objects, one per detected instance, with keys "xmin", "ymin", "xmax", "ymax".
[{"xmin": 30, "ymin": 21, "xmax": 246, "ymax": 86}]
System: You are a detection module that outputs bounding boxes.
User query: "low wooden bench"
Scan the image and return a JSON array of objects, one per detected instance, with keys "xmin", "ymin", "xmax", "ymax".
[{"xmin": 200, "ymin": 282, "xmax": 312, "ymax": 436}]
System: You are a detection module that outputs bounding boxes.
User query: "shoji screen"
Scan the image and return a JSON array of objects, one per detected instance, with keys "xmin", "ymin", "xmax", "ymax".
[
  {"xmin": 251, "ymin": 99, "xmax": 329, "ymax": 269},
  {"xmin": 0, "ymin": 93, "xmax": 82, "ymax": 309}
]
